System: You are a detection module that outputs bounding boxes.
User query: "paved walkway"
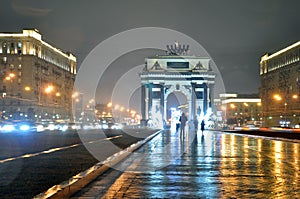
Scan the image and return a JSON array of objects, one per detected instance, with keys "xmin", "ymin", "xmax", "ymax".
[{"xmin": 72, "ymin": 129, "xmax": 300, "ymax": 198}]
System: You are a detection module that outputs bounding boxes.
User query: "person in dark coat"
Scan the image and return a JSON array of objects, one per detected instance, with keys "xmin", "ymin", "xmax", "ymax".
[
  {"xmin": 200, "ymin": 120, "xmax": 205, "ymax": 132},
  {"xmin": 179, "ymin": 112, "xmax": 187, "ymax": 138}
]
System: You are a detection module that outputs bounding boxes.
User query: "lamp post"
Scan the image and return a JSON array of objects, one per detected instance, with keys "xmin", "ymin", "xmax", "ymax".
[
  {"xmin": 3, "ymin": 73, "xmax": 15, "ymax": 119},
  {"xmin": 273, "ymin": 94, "xmax": 298, "ymax": 127},
  {"xmin": 221, "ymin": 105, "xmax": 226, "ymax": 128},
  {"xmin": 72, "ymin": 91, "xmax": 84, "ymax": 122},
  {"xmin": 5, "ymin": 73, "xmax": 15, "ymax": 96}
]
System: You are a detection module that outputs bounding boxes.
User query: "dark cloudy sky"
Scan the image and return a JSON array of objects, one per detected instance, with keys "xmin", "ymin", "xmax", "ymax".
[{"xmin": 1, "ymin": 0, "xmax": 300, "ymax": 95}]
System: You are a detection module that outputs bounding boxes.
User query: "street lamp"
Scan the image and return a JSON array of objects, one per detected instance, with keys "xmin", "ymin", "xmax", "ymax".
[
  {"xmin": 4, "ymin": 73, "xmax": 15, "ymax": 95},
  {"xmin": 45, "ymin": 85, "xmax": 54, "ymax": 94},
  {"xmin": 273, "ymin": 94, "xmax": 282, "ymax": 101},
  {"xmin": 5, "ymin": 73, "xmax": 15, "ymax": 81},
  {"xmin": 273, "ymin": 93, "xmax": 298, "ymax": 127},
  {"xmin": 24, "ymin": 86, "xmax": 31, "ymax": 91}
]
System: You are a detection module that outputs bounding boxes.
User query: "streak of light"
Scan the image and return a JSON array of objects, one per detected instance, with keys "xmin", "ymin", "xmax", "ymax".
[{"xmin": 0, "ymin": 135, "xmax": 122, "ymax": 164}]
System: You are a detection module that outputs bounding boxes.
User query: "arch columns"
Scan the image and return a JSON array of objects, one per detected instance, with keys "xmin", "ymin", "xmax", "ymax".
[{"xmin": 140, "ymin": 77, "xmax": 214, "ymax": 128}]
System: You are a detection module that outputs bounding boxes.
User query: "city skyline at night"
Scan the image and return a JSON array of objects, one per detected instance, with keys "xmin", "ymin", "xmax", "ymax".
[{"xmin": 1, "ymin": 0, "xmax": 300, "ymax": 95}]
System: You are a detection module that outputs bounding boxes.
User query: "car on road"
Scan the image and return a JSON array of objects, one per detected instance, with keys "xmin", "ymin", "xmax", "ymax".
[
  {"xmin": 15, "ymin": 121, "xmax": 38, "ymax": 132},
  {"xmin": 59, "ymin": 122, "xmax": 81, "ymax": 131},
  {"xmin": 0, "ymin": 122, "xmax": 15, "ymax": 132},
  {"xmin": 0, "ymin": 121, "xmax": 38, "ymax": 133}
]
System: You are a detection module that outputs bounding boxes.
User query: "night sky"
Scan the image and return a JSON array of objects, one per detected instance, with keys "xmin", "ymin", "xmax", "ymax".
[{"xmin": 1, "ymin": 0, "xmax": 300, "ymax": 103}]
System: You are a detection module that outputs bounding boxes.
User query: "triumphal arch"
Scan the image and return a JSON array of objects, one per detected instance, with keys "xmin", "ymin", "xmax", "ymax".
[{"xmin": 140, "ymin": 44, "xmax": 216, "ymax": 127}]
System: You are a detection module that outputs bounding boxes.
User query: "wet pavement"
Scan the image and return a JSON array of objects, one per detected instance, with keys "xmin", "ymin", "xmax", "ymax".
[{"xmin": 72, "ymin": 130, "xmax": 300, "ymax": 198}]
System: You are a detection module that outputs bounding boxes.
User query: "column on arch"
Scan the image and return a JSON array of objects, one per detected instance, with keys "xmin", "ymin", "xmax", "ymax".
[
  {"xmin": 148, "ymin": 83, "xmax": 153, "ymax": 119},
  {"xmin": 208, "ymin": 84, "xmax": 214, "ymax": 112},
  {"xmin": 150, "ymin": 83, "xmax": 164, "ymax": 128},
  {"xmin": 191, "ymin": 83, "xmax": 196, "ymax": 120},
  {"xmin": 141, "ymin": 83, "xmax": 147, "ymax": 125},
  {"xmin": 160, "ymin": 83, "xmax": 165, "ymax": 122},
  {"xmin": 203, "ymin": 83, "xmax": 208, "ymax": 115}
]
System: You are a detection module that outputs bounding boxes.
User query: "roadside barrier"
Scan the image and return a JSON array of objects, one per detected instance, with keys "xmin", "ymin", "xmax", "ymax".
[{"xmin": 34, "ymin": 130, "xmax": 162, "ymax": 199}]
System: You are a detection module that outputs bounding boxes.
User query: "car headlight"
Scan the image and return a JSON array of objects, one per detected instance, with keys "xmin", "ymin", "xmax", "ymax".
[
  {"xmin": 37, "ymin": 125, "xmax": 44, "ymax": 132},
  {"xmin": 2, "ymin": 124, "xmax": 15, "ymax": 131},
  {"xmin": 62, "ymin": 125, "xmax": 68, "ymax": 131},
  {"xmin": 20, "ymin": 125, "xmax": 30, "ymax": 131}
]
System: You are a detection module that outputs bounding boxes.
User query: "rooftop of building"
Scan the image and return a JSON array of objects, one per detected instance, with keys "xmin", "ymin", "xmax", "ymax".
[
  {"xmin": 0, "ymin": 28, "xmax": 76, "ymax": 62},
  {"xmin": 147, "ymin": 55, "xmax": 210, "ymax": 59},
  {"xmin": 219, "ymin": 93, "xmax": 259, "ymax": 99},
  {"xmin": 261, "ymin": 40, "xmax": 300, "ymax": 62}
]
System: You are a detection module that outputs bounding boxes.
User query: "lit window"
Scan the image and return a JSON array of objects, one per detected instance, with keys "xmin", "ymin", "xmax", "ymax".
[
  {"xmin": 2, "ymin": 42, "xmax": 7, "ymax": 54},
  {"xmin": 10, "ymin": 64, "xmax": 14, "ymax": 69},
  {"xmin": 18, "ymin": 64, "xmax": 22, "ymax": 69}
]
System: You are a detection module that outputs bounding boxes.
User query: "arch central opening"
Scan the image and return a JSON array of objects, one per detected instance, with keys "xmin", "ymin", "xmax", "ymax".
[{"xmin": 166, "ymin": 91, "xmax": 188, "ymax": 130}]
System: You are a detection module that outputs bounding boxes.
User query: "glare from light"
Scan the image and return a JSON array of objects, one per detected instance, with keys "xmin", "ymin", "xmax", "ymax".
[
  {"xmin": 2, "ymin": 124, "xmax": 15, "ymax": 131},
  {"xmin": 20, "ymin": 125, "xmax": 30, "ymax": 131},
  {"xmin": 24, "ymin": 86, "xmax": 31, "ymax": 91},
  {"xmin": 273, "ymin": 94, "xmax": 282, "ymax": 101}
]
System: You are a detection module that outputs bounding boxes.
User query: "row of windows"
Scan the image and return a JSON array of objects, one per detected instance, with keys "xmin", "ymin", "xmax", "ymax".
[
  {"xmin": 263, "ymin": 47, "xmax": 300, "ymax": 73},
  {"xmin": 0, "ymin": 42, "xmax": 22, "ymax": 55},
  {"xmin": 0, "ymin": 41, "xmax": 75, "ymax": 73}
]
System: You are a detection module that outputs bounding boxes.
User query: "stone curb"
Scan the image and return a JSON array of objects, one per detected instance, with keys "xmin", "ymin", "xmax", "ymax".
[
  {"xmin": 223, "ymin": 130, "xmax": 300, "ymax": 140},
  {"xmin": 34, "ymin": 130, "xmax": 162, "ymax": 199}
]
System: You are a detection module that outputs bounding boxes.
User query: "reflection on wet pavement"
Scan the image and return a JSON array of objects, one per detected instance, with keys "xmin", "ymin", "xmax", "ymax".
[{"xmin": 73, "ymin": 130, "xmax": 300, "ymax": 198}]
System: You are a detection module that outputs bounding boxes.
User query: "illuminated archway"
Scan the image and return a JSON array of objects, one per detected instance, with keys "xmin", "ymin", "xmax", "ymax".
[{"xmin": 140, "ymin": 44, "xmax": 216, "ymax": 128}]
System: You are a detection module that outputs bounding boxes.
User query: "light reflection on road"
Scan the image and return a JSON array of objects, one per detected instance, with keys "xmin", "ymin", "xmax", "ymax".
[
  {"xmin": 216, "ymin": 132, "xmax": 300, "ymax": 198},
  {"xmin": 78, "ymin": 130, "xmax": 300, "ymax": 198}
]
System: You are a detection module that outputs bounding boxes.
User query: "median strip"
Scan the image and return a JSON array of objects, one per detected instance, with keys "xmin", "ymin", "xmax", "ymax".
[
  {"xmin": 0, "ymin": 135, "xmax": 122, "ymax": 164},
  {"xmin": 34, "ymin": 130, "xmax": 162, "ymax": 199}
]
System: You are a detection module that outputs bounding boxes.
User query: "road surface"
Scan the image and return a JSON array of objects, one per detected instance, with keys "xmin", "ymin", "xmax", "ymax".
[{"xmin": 73, "ymin": 130, "xmax": 300, "ymax": 198}]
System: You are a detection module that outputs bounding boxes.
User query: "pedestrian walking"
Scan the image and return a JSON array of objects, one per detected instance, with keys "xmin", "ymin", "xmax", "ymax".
[
  {"xmin": 179, "ymin": 112, "xmax": 187, "ymax": 138},
  {"xmin": 200, "ymin": 120, "xmax": 205, "ymax": 133}
]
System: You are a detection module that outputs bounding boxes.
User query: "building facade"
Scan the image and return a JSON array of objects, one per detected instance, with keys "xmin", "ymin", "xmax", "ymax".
[
  {"xmin": 140, "ymin": 44, "xmax": 216, "ymax": 127},
  {"xmin": 0, "ymin": 29, "xmax": 76, "ymax": 121},
  {"xmin": 260, "ymin": 41, "xmax": 300, "ymax": 127},
  {"xmin": 216, "ymin": 93, "xmax": 262, "ymax": 127}
]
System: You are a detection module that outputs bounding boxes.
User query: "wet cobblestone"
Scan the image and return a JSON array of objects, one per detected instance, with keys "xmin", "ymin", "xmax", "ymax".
[{"xmin": 72, "ymin": 130, "xmax": 300, "ymax": 198}]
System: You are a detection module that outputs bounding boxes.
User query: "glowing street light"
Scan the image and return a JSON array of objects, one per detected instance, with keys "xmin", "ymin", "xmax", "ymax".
[
  {"xmin": 89, "ymin": 99, "xmax": 95, "ymax": 104},
  {"xmin": 114, "ymin": 104, "xmax": 120, "ymax": 110},
  {"xmin": 5, "ymin": 73, "xmax": 15, "ymax": 81},
  {"xmin": 230, "ymin": 103, "xmax": 236, "ymax": 109},
  {"xmin": 273, "ymin": 94, "xmax": 282, "ymax": 101},
  {"xmin": 24, "ymin": 86, "xmax": 31, "ymax": 91},
  {"xmin": 45, "ymin": 85, "xmax": 54, "ymax": 94},
  {"xmin": 257, "ymin": 102, "xmax": 262, "ymax": 106},
  {"xmin": 72, "ymin": 92, "xmax": 79, "ymax": 98}
]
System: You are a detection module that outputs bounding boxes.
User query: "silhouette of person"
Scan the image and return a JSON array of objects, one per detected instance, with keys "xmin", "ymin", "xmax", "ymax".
[
  {"xmin": 179, "ymin": 112, "xmax": 187, "ymax": 138},
  {"xmin": 200, "ymin": 120, "xmax": 205, "ymax": 133}
]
